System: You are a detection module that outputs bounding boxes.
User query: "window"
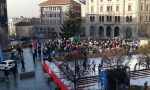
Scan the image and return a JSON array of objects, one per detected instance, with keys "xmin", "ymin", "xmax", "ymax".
[
  {"xmin": 99, "ymin": 16, "xmax": 102, "ymax": 22},
  {"xmin": 141, "ymin": 5, "xmax": 143, "ymax": 11},
  {"xmin": 107, "ymin": 6, "xmax": 109, "ymax": 11},
  {"xmin": 107, "ymin": 16, "xmax": 109, "ymax": 22},
  {"xmin": 118, "ymin": 16, "xmax": 120, "ymax": 22},
  {"xmin": 110, "ymin": 16, "xmax": 112, "ymax": 22},
  {"xmin": 116, "ymin": 6, "xmax": 119, "ymax": 11},
  {"xmin": 49, "ymin": 7, "xmax": 52, "ymax": 11},
  {"xmin": 115, "ymin": 16, "xmax": 120, "ymax": 22},
  {"xmin": 126, "ymin": 16, "xmax": 129, "ymax": 22},
  {"xmin": 147, "ymin": 5, "xmax": 148, "ymax": 11},
  {"xmin": 91, "ymin": 6, "xmax": 94, "ymax": 12},
  {"xmin": 99, "ymin": 16, "xmax": 104, "ymax": 22},
  {"xmin": 102, "ymin": 16, "xmax": 104, "ymax": 22},
  {"xmin": 90, "ymin": 16, "xmax": 95, "ymax": 22},
  {"xmin": 107, "ymin": 6, "xmax": 112, "ymax": 12},
  {"xmin": 115, "ymin": 16, "xmax": 117, "ymax": 22},
  {"xmin": 54, "ymin": 14, "xmax": 57, "ymax": 17},
  {"xmin": 100, "ymin": 7, "xmax": 103, "ymax": 12},
  {"xmin": 130, "ymin": 16, "xmax": 132, "ymax": 22},
  {"xmin": 107, "ymin": 16, "xmax": 112, "ymax": 22},
  {"xmin": 128, "ymin": 5, "xmax": 131, "ymax": 11},
  {"xmin": 9, "ymin": 62, "xmax": 13, "ymax": 64},
  {"xmin": 50, "ymin": 14, "xmax": 52, "ymax": 17},
  {"xmin": 57, "ymin": 7, "xmax": 60, "ymax": 10},
  {"xmin": 1, "ymin": 62, "xmax": 6, "ymax": 64}
]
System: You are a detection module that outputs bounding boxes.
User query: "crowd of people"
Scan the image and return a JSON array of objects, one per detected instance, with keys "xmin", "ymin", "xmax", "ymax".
[
  {"xmin": 3, "ymin": 37, "xmax": 139, "ymax": 81},
  {"xmin": 42, "ymin": 38, "xmax": 139, "ymax": 58},
  {"xmin": 40, "ymin": 38, "xmax": 139, "ymax": 78}
]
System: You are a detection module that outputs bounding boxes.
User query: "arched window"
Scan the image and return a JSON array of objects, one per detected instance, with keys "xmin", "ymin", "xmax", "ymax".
[
  {"xmin": 126, "ymin": 16, "xmax": 129, "ymax": 22},
  {"xmin": 99, "ymin": 16, "xmax": 102, "ymax": 22},
  {"xmin": 128, "ymin": 5, "xmax": 131, "ymax": 11},
  {"xmin": 130, "ymin": 16, "xmax": 132, "ymax": 22},
  {"xmin": 102, "ymin": 16, "xmax": 104, "ymax": 22},
  {"xmin": 115, "ymin": 16, "xmax": 117, "ymax": 22},
  {"xmin": 90, "ymin": 16, "xmax": 95, "ymax": 22},
  {"xmin": 118, "ymin": 16, "xmax": 120, "ymax": 22}
]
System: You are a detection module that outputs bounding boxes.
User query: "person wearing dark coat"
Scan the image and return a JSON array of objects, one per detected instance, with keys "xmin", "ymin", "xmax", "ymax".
[
  {"xmin": 4, "ymin": 68, "xmax": 9, "ymax": 81},
  {"xmin": 38, "ymin": 45, "xmax": 41, "ymax": 56},
  {"xmin": 21, "ymin": 59, "xmax": 25, "ymax": 72}
]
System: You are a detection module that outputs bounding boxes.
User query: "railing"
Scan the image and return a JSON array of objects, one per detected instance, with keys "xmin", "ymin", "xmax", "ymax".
[{"xmin": 42, "ymin": 61, "xmax": 68, "ymax": 90}]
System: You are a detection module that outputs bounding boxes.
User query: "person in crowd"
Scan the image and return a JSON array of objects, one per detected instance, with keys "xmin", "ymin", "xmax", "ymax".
[
  {"xmin": 32, "ymin": 52, "xmax": 36, "ymax": 63},
  {"xmin": 83, "ymin": 60, "xmax": 87, "ymax": 71},
  {"xmin": 16, "ymin": 46, "xmax": 23, "ymax": 55},
  {"xmin": 38, "ymin": 45, "xmax": 41, "ymax": 57},
  {"xmin": 21, "ymin": 59, "xmax": 25, "ymax": 72},
  {"xmin": 92, "ymin": 60, "xmax": 96, "ymax": 73},
  {"xmin": 76, "ymin": 64, "xmax": 80, "ymax": 77},
  {"xmin": 4, "ymin": 68, "xmax": 9, "ymax": 81},
  {"xmin": 11, "ymin": 51, "xmax": 15, "ymax": 60},
  {"xmin": 29, "ymin": 43, "xmax": 32, "ymax": 50},
  {"xmin": 12, "ymin": 66, "xmax": 17, "ymax": 79}
]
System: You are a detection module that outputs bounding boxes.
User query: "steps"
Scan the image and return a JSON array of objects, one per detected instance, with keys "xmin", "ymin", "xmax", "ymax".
[
  {"xmin": 77, "ymin": 76, "xmax": 98, "ymax": 86},
  {"xmin": 129, "ymin": 69, "xmax": 150, "ymax": 78}
]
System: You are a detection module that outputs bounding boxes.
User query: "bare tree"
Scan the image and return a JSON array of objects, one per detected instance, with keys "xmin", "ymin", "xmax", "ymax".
[
  {"xmin": 135, "ymin": 44, "xmax": 150, "ymax": 70},
  {"xmin": 102, "ymin": 48, "xmax": 130, "ymax": 68},
  {"xmin": 59, "ymin": 52, "xmax": 89, "ymax": 90},
  {"xmin": 101, "ymin": 48, "xmax": 130, "ymax": 90}
]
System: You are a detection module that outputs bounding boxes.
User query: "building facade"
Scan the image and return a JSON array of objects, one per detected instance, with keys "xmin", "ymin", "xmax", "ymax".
[
  {"xmin": 9, "ymin": 17, "xmax": 40, "ymax": 37},
  {"xmin": 15, "ymin": 22, "xmax": 33, "ymax": 39},
  {"xmin": 0, "ymin": 0, "xmax": 8, "ymax": 33},
  {"xmin": 85, "ymin": 0, "xmax": 150, "ymax": 39},
  {"xmin": 37, "ymin": 0, "xmax": 83, "ymax": 39}
]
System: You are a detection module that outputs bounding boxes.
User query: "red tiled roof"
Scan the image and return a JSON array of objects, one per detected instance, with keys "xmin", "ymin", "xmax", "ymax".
[
  {"xmin": 15, "ymin": 21, "xmax": 32, "ymax": 26},
  {"xmin": 39, "ymin": 0, "xmax": 81, "ymax": 6},
  {"xmin": 39, "ymin": 0, "xmax": 70, "ymax": 6},
  {"xmin": 15, "ymin": 19, "xmax": 40, "ymax": 26}
]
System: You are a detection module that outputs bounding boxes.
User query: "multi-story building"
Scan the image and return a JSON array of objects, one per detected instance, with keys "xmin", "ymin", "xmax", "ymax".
[
  {"xmin": 0, "ymin": 0, "xmax": 8, "ymax": 33},
  {"xmin": 85, "ymin": 0, "xmax": 150, "ymax": 39},
  {"xmin": 9, "ymin": 17, "xmax": 40, "ymax": 37},
  {"xmin": 9, "ymin": 17, "xmax": 40, "ymax": 39},
  {"xmin": 37, "ymin": 0, "xmax": 84, "ymax": 39}
]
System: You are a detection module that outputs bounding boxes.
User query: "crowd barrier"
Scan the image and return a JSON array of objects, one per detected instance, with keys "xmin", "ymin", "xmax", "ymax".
[{"xmin": 42, "ymin": 61, "xmax": 68, "ymax": 90}]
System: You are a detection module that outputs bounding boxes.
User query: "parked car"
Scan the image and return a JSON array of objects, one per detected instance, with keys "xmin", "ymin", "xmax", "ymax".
[{"xmin": 0, "ymin": 60, "xmax": 15, "ymax": 70}]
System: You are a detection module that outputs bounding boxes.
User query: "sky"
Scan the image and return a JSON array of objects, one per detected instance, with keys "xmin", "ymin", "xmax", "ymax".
[{"xmin": 7, "ymin": 0, "xmax": 46, "ymax": 18}]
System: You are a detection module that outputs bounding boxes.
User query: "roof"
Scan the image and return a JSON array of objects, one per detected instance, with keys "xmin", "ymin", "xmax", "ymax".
[
  {"xmin": 39, "ymin": 0, "xmax": 70, "ymax": 6},
  {"xmin": 15, "ymin": 18, "xmax": 40, "ymax": 26},
  {"xmin": 39, "ymin": 0, "xmax": 81, "ymax": 6}
]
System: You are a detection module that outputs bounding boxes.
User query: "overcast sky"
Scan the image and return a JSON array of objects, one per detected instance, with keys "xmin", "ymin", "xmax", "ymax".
[{"xmin": 7, "ymin": 0, "xmax": 46, "ymax": 18}]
